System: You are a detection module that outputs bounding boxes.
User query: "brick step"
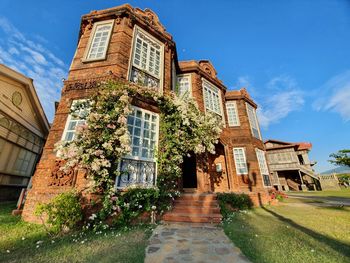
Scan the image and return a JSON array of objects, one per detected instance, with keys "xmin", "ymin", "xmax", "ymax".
[
  {"xmin": 171, "ymin": 206, "xmax": 221, "ymax": 214},
  {"xmin": 173, "ymin": 199, "xmax": 219, "ymax": 207},
  {"xmin": 162, "ymin": 212, "xmax": 222, "ymax": 223},
  {"xmin": 177, "ymin": 193, "xmax": 217, "ymax": 201}
]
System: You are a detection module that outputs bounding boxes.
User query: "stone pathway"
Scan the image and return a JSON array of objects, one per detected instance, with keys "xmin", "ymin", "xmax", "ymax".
[{"xmin": 145, "ymin": 223, "xmax": 250, "ymax": 263}]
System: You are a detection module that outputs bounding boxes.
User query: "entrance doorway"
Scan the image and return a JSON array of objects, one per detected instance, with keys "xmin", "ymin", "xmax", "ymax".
[{"xmin": 182, "ymin": 153, "xmax": 197, "ymax": 188}]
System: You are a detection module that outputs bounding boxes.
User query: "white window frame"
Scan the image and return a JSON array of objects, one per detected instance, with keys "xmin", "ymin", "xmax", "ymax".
[
  {"xmin": 116, "ymin": 106, "xmax": 160, "ymax": 189},
  {"xmin": 124, "ymin": 106, "xmax": 160, "ymax": 162},
  {"xmin": 61, "ymin": 100, "xmax": 89, "ymax": 143},
  {"xmin": 246, "ymin": 102, "xmax": 262, "ymax": 140},
  {"xmin": 233, "ymin": 147, "xmax": 248, "ymax": 175},
  {"xmin": 83, "ymin": 19, "xmax": 114, "ymax": 62},
  {"xmin": 226, "ymin": 101, "xmax": 240, "ymax": 127},
  {"xmin": 256, "ymin": 148, "xmax": 271, "ymax": 187},
  {"xmin": 127, "ymin": 25, "xmax": 165, "ymax": 92},
  {"xmin": 202, "ymin": 78, "xmax": 224, "ymax": 121},
  {"xmin": 176, "ymin": 74, "xmax": 192, "ymax": 97}
]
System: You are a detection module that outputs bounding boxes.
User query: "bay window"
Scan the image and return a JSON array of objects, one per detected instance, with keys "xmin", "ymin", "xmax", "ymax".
[
  {"xmin": 62, "ymin": 100, "xmax": 90, "ymax": 142},
  {"xmin": 84, "ymin": 20, "xmax": 114, "ymax": 61},
  {"xmin": 117, "ymin": 106, "xmax": 159, "ymax": 188},
  {"xmin": 246, "ymin": 103, "xmax": 261, "ymax": 140},
  {"xmin": 203, "ymin": 79, "xmax": 222, "ymax": 117},
  {"xmin": 256, "ymin": 148, "xmax": 271, "ymax": 186},
  {"xmin": 233, "ymin": 147, "xmax": 248, "ymax": 175},
  {"xmin": 176, "ymin": 74, "xmax": 191, "ymax": 97},
  {"xmin": 226, "ymin": 101, "xmax": 240, "ymax": 127},
  {"xmin": 130, "ymin": 26, "xmax": 164, "ymax": 89}
]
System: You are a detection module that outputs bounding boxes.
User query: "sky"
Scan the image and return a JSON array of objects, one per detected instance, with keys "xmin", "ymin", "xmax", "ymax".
[{"xmin": 0, "ymin": 0, "xmax": 349, "ymax": 173}]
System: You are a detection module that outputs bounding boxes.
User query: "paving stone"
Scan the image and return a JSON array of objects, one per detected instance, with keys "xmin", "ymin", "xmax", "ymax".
[
  {"xmin": 179, "ymin": 248, "xmax": 191, "ymax": 254},
  {"xmin": 148, "ymin": 246, "xmax": 160, "ymax": 253},
  {"xmin": 144, "ymin": 223, "xmax": 251, "ymax": 263}
]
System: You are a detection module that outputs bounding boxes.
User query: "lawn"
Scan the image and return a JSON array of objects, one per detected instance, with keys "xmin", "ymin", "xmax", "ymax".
[
  {"xmin": 290, "ymin": 188, "xmax": 350, "ymax": 198},
  {"xmin": 223, "ymin": 198, "xmax": 350, "ymax": 263},
  {"xmin": 0, "ymin": 202, "xmax": 152, "ymax": 263}
]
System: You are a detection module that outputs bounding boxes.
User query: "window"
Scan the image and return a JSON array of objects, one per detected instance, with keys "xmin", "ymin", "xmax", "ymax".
[
  {"xmin": 13, "ymin": 148, "xmax": 36, "ymax": 176},
  {"xmin": 298, "ymin": 154, "xmax": 304, "ymax": 165},
  {"xmin": 62, "ymin": 100, "xmax": 89, "ymax": 142},
  {"xmin": 176, "ymin": 75, "xmax": 191, "ymax": 97},
  {"xmin": 126, "ymin": 107, "xmax": 159, "ymax": 160},
  {"xmin": 233, "ymin": 148, "xmax": 248, "ymax": 175},
  {"xmin": 130, "ymin": 26, "xmax": 164, "ymax": 88},
  {"xmin": 226, "ymin": 101, "xmax": 240, "ymax": 126},
  {"xmin": 203, "ymin": 79, "xmax": 222, "ymax": 116},
  {"xmin": 256, "ymin": 148, "xmax": 271, "ymax": 186},
  {"xmin": 85, "ymin": 20, "xmax": 114, "ymax": 61},
  {"xmin": 246, "ymin": 103, "xmax": 261, "ymax": 139},
  {"xmin": 117, "ymin": 106, "xmax": 159, "ymax": 188}
]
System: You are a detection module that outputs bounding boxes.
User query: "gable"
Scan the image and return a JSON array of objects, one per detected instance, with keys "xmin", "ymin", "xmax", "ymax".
[{"xmin": 0, "ymin": 74, "xmax": 45, "ymax": 137}]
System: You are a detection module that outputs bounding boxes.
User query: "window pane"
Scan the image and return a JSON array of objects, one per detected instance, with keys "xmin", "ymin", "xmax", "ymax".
[{"xmin": 87, "ymin": 23, "xmax": 112, "ymax": 60}]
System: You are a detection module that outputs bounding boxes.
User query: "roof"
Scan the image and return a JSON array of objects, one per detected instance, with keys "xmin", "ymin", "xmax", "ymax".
[
  {"xmin": 0, "ymin": 63, "xmax": 50, "ymax": 137},
  {"xmin": 178, "ymin": 60, "xmax": 226, "ymax": 90},
  {"xmin": 264, "ymin": 139, "xmax": 312, "ymax": 151}
]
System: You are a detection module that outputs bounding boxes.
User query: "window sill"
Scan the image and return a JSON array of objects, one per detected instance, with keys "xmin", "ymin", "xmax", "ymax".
[{"xmin": 81, "ymin": 57, "xmax": 107, "ymax": 63}]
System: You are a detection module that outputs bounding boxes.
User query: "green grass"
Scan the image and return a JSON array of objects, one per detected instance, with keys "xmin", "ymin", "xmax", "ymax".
[
  {"xmin": 222, "ymin": 199, "xmax": 350, "ymax": 263},
  {"xmin": 290, "ymin": 188, "xmax": 350, "ymax": 198},
  {"xmin": 0, "ymin": 203, "xmax": 152, "ymax": 263}
]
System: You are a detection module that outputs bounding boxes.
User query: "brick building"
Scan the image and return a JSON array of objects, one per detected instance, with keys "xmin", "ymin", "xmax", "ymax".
[{"xmin": 22, "ymin": 4, "xmax": 272, "ymax": 222}]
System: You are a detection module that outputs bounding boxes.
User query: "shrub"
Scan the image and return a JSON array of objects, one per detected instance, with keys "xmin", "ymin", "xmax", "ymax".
[
  {"xmin": 217, "ymin": 193, "xmax": 253, "ymax": 218},
  {"xmin": 35, "ymin": 191, "xmax": 83, "ymax": 235},
  {"xmin": 268, "ymin": 188, "xmax": 288, "ymax": 201},
  {"xmin": 115, "ymin": 187, "xmax": 160, "ymax": 225}
]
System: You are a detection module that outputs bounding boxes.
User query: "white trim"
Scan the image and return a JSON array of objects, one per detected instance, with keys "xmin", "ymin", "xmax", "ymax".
[
  {"xmin": 115, "ymin": 105, "xmax": 160, "ymax": 189},
  {"xmin": 60, "ymin": 99, "xmax": 88, "ymax": 142},
  {"xmin": 176, "ymin": 74, "xmax": 192, "ymax": 97},
  {"xmin": 225, "ymin": 101, "xmax": 240, "ymax": 127},
  {"xmin": 202, "ymin": 78, "xmax": 225, "ymax": 123},
  {"xmin": 82, "ymin": 19, "xmax": 114, "ymax": 62},
  {"xmin": 246, "ymin": 102, "xmax": 262, "ymax": 140},
  {"xmin": 128, "ymin": 25, "xmax": 165, "ymax": 93},
  {"xmin": 233, "ymin": 147, "xmax": 248, "ymax": 175},
  {"xmin": 255, "ymin": 148, "xmax": 271, "ymax": 187}
]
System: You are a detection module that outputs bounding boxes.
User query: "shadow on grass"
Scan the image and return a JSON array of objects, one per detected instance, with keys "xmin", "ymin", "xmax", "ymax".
[{"xmin": 260, "ymin": 205, "xmax": 350, "ymax": 258}]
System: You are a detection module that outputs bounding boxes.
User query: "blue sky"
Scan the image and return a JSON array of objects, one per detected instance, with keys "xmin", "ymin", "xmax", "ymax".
[{"xmin": 0, "ymin": 0, "xmax": 349, "ymax": 173}]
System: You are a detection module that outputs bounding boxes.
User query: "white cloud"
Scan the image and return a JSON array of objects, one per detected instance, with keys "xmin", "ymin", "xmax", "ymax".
[
  {"xmin": 235, "ymin": 75, "xmax": 305, "ymax": 129},
  {"xmin": 313, "ymin": 70, "xmax": 350, "ymax": 121},
  {"xmin": 0, "ymin": 17, "xmax": 67, "ymax": 121}
]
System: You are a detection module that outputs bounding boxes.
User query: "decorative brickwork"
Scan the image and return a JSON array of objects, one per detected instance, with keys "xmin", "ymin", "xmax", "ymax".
[{"xmin": 22, "ymin": 4, "xmax": 272, "ymax": 222}]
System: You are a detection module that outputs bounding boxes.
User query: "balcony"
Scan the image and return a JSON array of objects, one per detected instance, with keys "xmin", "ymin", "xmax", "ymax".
[
  {"xmin": 117, "ymin": 158, "xmax": 156, "ymax": 188},
  {"xmin": 130, "ymin": 67, "xmax": 160, "ymax": 89}
]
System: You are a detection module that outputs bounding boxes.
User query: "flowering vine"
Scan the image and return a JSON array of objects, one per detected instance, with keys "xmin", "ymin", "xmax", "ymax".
[{"xmin": 56, "ymin": 81, "xmax": 222, "ymax": 222}]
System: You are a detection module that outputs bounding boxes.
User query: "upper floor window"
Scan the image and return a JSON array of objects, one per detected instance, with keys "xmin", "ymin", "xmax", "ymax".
[
  {"xmin": 246, "ymin": 103, "xmax": 261, "ymax": 140},
  {"xmin": 233, "ymin": 147, "xmax": 248, "ymax": 175},
  {"xmin": 176, "ymin": 75, "xmax": 191, "ymax": 97},
  {"xmin": 203, "ymin": 79, "xmax": 222, "ymax": 116},
  {"xmin": 226, "ymin": 101, "xmax": 240, "ymax": 127},
  {"xmin": 84, "ymin": 20, "xmax": 114, "ymax": 61},
  {"xmin": 62, "ymin": 100, "xmax": 90, "ymax": 142},
  {"xmin": 130, "ymin": 26, "xmax": 164, "ymax": 89}
]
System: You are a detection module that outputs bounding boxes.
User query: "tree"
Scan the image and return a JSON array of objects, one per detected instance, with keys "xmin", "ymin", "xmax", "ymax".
[{"xmin": 329, "ymin": 149, "xmax": 350, "ymax": 167}]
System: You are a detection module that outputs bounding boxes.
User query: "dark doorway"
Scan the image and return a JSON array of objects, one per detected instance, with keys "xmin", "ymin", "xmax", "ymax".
[{"xmin": 182, "ymin": 153, "xmax": 197, "ymax": 188}]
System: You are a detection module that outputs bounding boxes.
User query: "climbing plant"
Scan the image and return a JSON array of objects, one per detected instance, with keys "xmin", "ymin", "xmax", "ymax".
[{"xmin": 56, "ymin": 81, "xmax": 222, "ymax": 220}]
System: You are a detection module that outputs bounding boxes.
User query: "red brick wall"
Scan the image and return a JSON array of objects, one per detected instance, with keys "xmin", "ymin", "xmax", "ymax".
[{"xmin": 23, "ymin": 6, "xmax": 272, "ymax": 223}]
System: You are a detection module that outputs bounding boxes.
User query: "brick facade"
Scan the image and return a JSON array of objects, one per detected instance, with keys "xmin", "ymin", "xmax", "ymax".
[{"xmin": 22, "ymin": 4, "xmax": 271, "ymax": 222}]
